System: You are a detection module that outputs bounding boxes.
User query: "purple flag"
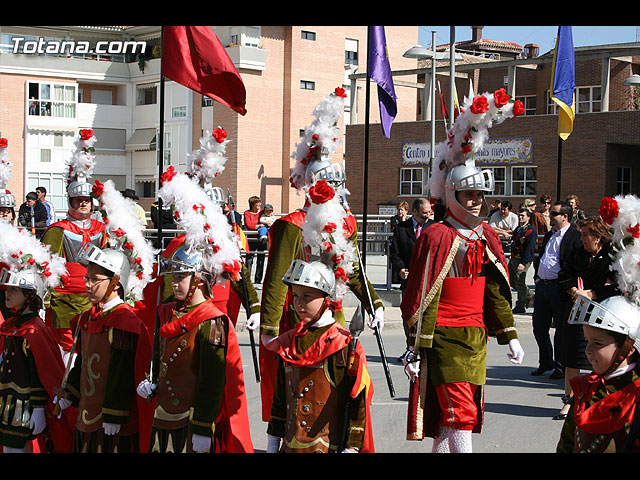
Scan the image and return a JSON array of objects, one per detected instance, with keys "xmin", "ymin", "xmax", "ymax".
[{"xmin": 368, "ymin": 26, "xmax": 397, "ymax": 138}]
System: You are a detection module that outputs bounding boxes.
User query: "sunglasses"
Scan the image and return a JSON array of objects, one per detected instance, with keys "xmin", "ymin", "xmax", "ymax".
[{"xmin": 550, "ymin": 211, "xmax": 565, "ymax": 217}]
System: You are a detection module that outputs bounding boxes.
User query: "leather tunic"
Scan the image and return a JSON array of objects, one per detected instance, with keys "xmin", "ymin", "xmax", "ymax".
[{"xmin": 0, "ymin": 336, "xmax": 33, "ymax": 429}]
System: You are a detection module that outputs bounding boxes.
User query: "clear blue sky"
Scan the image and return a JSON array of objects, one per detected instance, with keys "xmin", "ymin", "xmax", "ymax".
[{"xmin": 419, "ymin": 26, "xmax": 638, "ymax": 54}]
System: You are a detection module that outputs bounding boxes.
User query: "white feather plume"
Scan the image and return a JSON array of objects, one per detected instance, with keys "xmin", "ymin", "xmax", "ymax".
[
  {"xmin": 64, "ymin": 129, "xmax": 97, "ymax": 186},
  {"xmin": 158, "ymin": 169, "xmax": 242, "ymax": 283},
  {"xmin": 188, "ymin": 127, "xmax": 230, "ymax": 187},
  {"xmin": 289, "ymin": 88, "xmax": 346, "ymax": 190},
  {"xmin": 602, "ymin": 194, "xmax": 640, "ymax": 306},
  {"xmin": 302, "ymin": 180, "xmax": 357, "ymax": 301},
  {"xmin": 0, "ymin": 220, "xmax": 67, "ymax": 291},
  {"xmin": 93, "ymin": 179, "xmax": 158, "ymax": 302},
  {"xmin": 428, "ymin": 89, "xmax": 523, "ymax": 200},
  {"xmin": 0, "ymin": 138, "xmax": 13, "ymax": 191}
]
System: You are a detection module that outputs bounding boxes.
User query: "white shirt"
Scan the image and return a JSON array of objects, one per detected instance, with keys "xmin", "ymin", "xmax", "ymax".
[
  {"xmin": 488, "ymin": 210, "xmax": 518, "ymax": 235},
  {"xmin": 537, "ymin": 224, "xmax": 570, "ymax": 280}
]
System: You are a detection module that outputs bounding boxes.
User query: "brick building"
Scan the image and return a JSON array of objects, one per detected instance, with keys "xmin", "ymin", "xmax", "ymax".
[{"xmin": 345, "ymin": 31, "xmax": 640, "ymax": 218}]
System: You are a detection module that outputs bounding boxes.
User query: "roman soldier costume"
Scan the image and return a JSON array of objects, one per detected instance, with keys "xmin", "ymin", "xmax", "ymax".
[
  {"xmin": 137, "ymin": 162, "xmax": 253, "ymax": 453},
  {"xmin": 0, "ymin": 220, "xmax": 73, "ymax": 453},
  {"xmin": 259, "ymin": 88, "xmax": 384, "ymax": 421},
  {"xmin": 55, "ymin": 179, "xmax": 156, "ymax": 453},
  {"xmin": 41, "ymin": 129, "xmax": 107, "ymax": 354},
  {"xmin": 401, "ymin": 89, "xmax": 525, "ymax": 453}
]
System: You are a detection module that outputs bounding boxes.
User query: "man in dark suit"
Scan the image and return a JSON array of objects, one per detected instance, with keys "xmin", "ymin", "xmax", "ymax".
[
  {"xmin": 531, "ymin": 200, "xmax": 583, "ymax": 380},
  {"xmin": 390, "ymin": 197, "xmax": 434, "ymax": 358}
]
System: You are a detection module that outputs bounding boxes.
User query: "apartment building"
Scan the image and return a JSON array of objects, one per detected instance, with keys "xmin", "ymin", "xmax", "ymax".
[
  {"xmin": 0, "ymin": 25, "xmax": 419, "ymax": 215},
  {"xmin": 346, "ymin": 28, "xmax": 640, "ymax": 217}
]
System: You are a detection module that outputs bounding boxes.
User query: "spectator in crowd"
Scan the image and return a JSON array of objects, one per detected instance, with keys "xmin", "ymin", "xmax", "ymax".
[
  {"xmin": 554, "ymin": 217, "xmax": 620, "ymax": 420},
  {"xmin": 531, "ymin": 201, "xmax": 583, "ymax": 380},
  {"xmin": 18, "ymin": 191, "xmax": 48, "ymax": 229},
  {"xmin": 121, "ymin": 188, "xmax": 147, "ymax": 226},
  {"xmin": 566, "ymin": 194, "xmax": 586, "ymax": 226},
  {"xmin": 390, "ymin": 197, "xmax": 433, "ymax": 358},
  {"xmin": 259, "ymin": 204, "xmax": 277, "ymax": 240},
  {"xmin": 509, "ymin": 208, "xmax": 537, "ymax": 314},
  {"xmin": 539, "ymin": 194, "xmax": 553, "ymax": 231},
  {"xmin": 244, "ymin": 195, "xmax": 267, "ymax": 284},
  {"xmin": 488, "ymin": 198, "xmax": 502, "ymax": 217},
  {"xmin": 36, "ymin": 186, "xmax": 56, "ymax": 226},
  {"xmin": 522, "ymin": 197, "xmax": 549, "ymax": 238},
  {"xmin": 390, "ymin": 201, "xmax": 409, "ymax": 232},
  {"xmin": 150, "ymin": 200, "xmax": 176, "ymax": 230},
  {"xmin": 488, "ymin": 199, "xmax": 518, "ymax": 239},
  {"xmin": 223, "ymin": 200, "xmax": 243, "ymax": 228}
]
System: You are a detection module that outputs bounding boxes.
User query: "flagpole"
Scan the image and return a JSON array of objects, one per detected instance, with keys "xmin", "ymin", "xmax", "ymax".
[
  {"xmin": 556, "ymin": 137, "xmax": 562, "ymax": 201},
  {"xmin": 158, "ymin": 27, "xmax": 165, "ymax": 251},
  {"xmin": 362, "ymin": 26, "xmax": 372, "ymax": 269}
]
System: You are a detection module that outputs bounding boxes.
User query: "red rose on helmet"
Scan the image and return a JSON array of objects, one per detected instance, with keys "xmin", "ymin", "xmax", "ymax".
[
  {"xmin": 334, "ymin": 87, "xmax": 347, "ymax": 98},
  {"xmin": 334, "ymin": 266, "xmax": 348, "ymax": 282},
  {"xmin": 470, "ymin": 95, "xmax": 489, "ymax": 114},
  {"xmin": 494, "ymin": 88, "xmax": 510, "ymax": 108},
  {"xmin": 0, "ymin": 138, "xmax": 7, "ymax": 148},
  {"xmin": 161, "ymin": 166, "xmax": 177, "ymax": 184},
  {"xmin": 513, "ymin": 99, "xmax": 525, "ymax": 118},
  {"xmin": 627, "ymin": 223, "xmax": 640, "ymax": 239},
  {"xmin": 79, "ymin": 129, "xmax": 94, "ymax": 141},
  {"xmin": 92, "ymin": 180, "xmax": 104, "ymax": 197},
  {"xmin": 599, "ymin": 197, "xmax": 619, "ymax": 225},
  {"xmin": 308, "ymin": 180, "xmax": 335, "ymax": 204},
  {"xmin": 212, "ymin": 127, "xmax": 227, "ymax": 143}
]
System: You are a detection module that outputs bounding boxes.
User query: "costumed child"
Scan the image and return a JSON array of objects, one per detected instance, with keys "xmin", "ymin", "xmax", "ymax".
[
  {"xmin": 53, "ymin": 179, "xmax": 155, "ymax": 453},
  {"xmin": 0, "ymin": 221, "xmax": 73, "ymax": 453},
  {"xmin": 259, "ymin": 87, "xmax": 384, "ymax": 422},
  {"xmin": 400, "ymin": 89, "xmax": 526, "ymax": 453},
  {"xmin": 41, "ymin": 129, "xmax": 108, "ymax": 357},
  {"xmin": 136, "ymin": 166, "xmax": 253, "ymax": 454},
  {"xmin": 556, "ymin": 195, "xmax": 640, "ymax": 453},
  {"xmin": 265, "ymin": 259, "xmax": 374, "ymax": 453}
]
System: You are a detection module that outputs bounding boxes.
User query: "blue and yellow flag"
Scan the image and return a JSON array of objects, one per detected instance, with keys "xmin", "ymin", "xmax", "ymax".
[{"xmin": 550, "ymin": 26, "xmax": 575, "ymax": 140}]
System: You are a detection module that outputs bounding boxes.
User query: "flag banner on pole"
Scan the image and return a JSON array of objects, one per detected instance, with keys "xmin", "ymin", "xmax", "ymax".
[
  {"xmin": 438, "ymin": 80, "xmax": 449, "ymax": 121},
  {"xmin": 368, "ymin": 26, "xmax": 397, "ymax": 138},
  {"xmin": 162, "ymin": 26, "xmax": 247, "ymax": 116},
  {"xmin": 550, "ymin": 26, "xmax": 575, "ymax": 140}
]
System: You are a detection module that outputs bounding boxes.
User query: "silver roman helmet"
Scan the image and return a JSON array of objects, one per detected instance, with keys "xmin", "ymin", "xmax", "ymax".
[
  {"xmin": 204, "ymin": 186, "xmax": 226, "ymax": 207},
  {"xmin": 305, "ymin": 156, "xmax": 347, "ymax": 189},
  {"xmin": 0, "ymin": 190, "xmax": 15, "ymax": 209},
  {"xmin": 77, "ymin": 242, "xmax": 131, "ymax": 295},
  {"xmin": 282, "ymin": 259, "xmax": 335, "ymax": 296},
  {"xmin": 0, "ymin": 267, "xmax": 46, "ymax": 299},
  {"xmin": 445, "ymin": 159, "xmax": 494, "ymax": 226},
  {"xmin": 158, "ymin": 243, "xmax": 208, "ymax": 277},
  {"xmin": 568, "ymin": 295, "xmax": 640, "ymax": 351}
]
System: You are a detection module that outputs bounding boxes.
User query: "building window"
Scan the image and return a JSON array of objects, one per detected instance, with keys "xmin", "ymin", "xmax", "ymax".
[
  {"xmin": 300, "ymin": 80, "xmax": 315, "ymax": 90},
  {"xmin": 172, "ymin": 106, "xmax": 187, "ymax": 118},
  {"xmin": 202, "ymin": 96, "xmax": 214, "ymax": 107},
  {"xmin": 617, "ymin": 166, "xmax": 632, "ymax": 195},
  {"xmin": 301, "ymin": 31, "xmax": 316, "ymax": 41},
  {"xmin": 577, "ymin": 86, "xmax": 601, "ymax": 113},
  {"xmin": 399, "ymin": 167, "xmax": 423, "ymax": 196},
  {"xmin": 484, "ymin": 166, "xmax": 507, "ymax": 196},
  {"xmin": 345, "ymin": 38, "xmax": 358, "ymax": 66},
  {"xmin": 28, "ymin": 82, "xmax": 76, "ymax": 118},
  {"xmin": 137, "ymin": 84, "xmax": 157, "ymax": 105},
  {"xmin": 511, "ymin": 166, "xmax": 537, "ymax": 196},
  {"xmin": 164, "ymin": 132, "xmax": 172, "ymax": 166},
  {"xmin": 515, "ymin": 95, "xmax": 536, "ymax": 116},
  {"xmin": 27, "ymin": 172, "xmax": 68, "ymax": 211}
]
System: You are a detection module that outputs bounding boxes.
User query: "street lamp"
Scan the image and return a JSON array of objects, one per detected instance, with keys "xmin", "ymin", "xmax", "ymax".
[{"xmin": 623, "ymin": 74, "xmax": 640, "ymax": 86}]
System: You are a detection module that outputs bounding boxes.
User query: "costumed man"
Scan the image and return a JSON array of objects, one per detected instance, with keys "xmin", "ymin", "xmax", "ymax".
[
  {"xmin": 54, "ymin": 180, "xmax": 155, "ymax": 453},
  {"xmin": 557, "ymin": 195, "xmax": 640, "ymax": 453},
  {"xmin": 135, "ymin": 128, "xmax": 260, "ymax": 332},
  {"xmin": 41, "ymin": 129, "xmax": 108, "ymax": 359},
  {"xmin": 136, "ymin": 166, "xmax": 253, "ymax": 453},
  {"xmin": 0, "ymin": 220, "xmax": 74, "ymax": 453},
  {"xmin": 258, "ymin": 87, "xmax": 384, "ymax": 421},
  {"xmin": 401, "ymin": 89, "xmax": 526, "ymax": 453},
  {"xmin": 265, "ymin": 259, "xmax": 374, "ymax": 453},
  {"xmin": 0, "ymin": 138, "xmax": 17, "ymax": 319}
]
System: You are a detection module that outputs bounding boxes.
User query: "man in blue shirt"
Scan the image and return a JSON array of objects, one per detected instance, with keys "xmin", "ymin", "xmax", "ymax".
[{"xmin": 36, "ymin": 186, "xmax": 56, "ymax": 226}]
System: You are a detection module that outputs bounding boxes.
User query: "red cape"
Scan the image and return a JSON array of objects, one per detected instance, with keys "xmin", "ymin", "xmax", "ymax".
[
  {"xmin": 0, "ymin": 313, "xmax": 76, "ymax": 453},
  {"xmin": 158, "ymin": 300, "xmax": 254, "ymax": 453}
]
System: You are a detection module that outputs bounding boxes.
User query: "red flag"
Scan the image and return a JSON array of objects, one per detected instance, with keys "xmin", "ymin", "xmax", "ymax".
[{"xmin": 162, "ymin": 26, "xmax": 247, "ymax": 116}]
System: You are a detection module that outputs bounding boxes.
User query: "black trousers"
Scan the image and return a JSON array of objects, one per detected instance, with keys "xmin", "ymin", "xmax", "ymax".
[{"xmin": 532, "ymin": 279, "xmax": 568, "ymax": 370}]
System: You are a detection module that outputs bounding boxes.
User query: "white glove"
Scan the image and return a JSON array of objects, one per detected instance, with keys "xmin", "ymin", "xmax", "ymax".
[
  {"xmin": 402, "ymin": 347, "xmax": 420, "ymax": 381},
  {"xmin": 30, "ymin": 407, "xmax": 46, "ymax": 435},
  {"xmin": 191, "ymin": 433, "xmax": 211, "ymax": 453},
  {"xmin": 103, "ymin": 422, "xmax": 121, "ymax": 436},
  {"xmin": 136, "ymin": 378, "xmax": 156, "ymax": 399},
  {"xmin": 53, "ymin": 395, "xmax": 72, "ymax": 419},
  {"xmin": 246, "ymin": 312, "xmax": 260, "ymax": 331},
  {"xmin": 368, "ymin": 307, "xmax": 384, "ymax": 331},
  {"xmin": 266, "ymin": 434, "xmax": 281, "ymax": 453},
  {"xmin": 507, "ymin": 339, "xmax": 525, "ymax": 364},
  {"xmin": 341, "ymin": 447, "xmax": 359, "ymax": 453}
]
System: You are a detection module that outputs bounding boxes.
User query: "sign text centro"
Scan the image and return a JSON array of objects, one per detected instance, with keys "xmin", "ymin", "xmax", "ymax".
[{"xmin": 402, "ymin": 138, "xmax": 533, "ymax": 166}]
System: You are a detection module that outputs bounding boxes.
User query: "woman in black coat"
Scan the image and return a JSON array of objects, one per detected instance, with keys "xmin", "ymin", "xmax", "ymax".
[{"xmin": 554, "ymin": 217, "xmax": 619, "ymax": 420}]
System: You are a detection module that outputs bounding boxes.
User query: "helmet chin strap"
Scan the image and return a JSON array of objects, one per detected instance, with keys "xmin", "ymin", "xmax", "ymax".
[
  {"xmin": 177, "ymin": 272, "xmax": 202, "ymax": 310},
  {"xmin": 606, "ymin": 338, "xmax": 636, "ymax": 376},
  {"xmin": 98, "ymin": 274, "xmax": 121, "ymax": 310},
  {"xmin": 304, "ymin": 296, "xmax": 331, "ymax": 328}
]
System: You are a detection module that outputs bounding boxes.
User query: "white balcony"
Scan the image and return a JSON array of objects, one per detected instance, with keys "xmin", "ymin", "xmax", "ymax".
[{"xmin": 225, "ymin": 45, "xmax": 268, "ymax": 71}]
